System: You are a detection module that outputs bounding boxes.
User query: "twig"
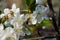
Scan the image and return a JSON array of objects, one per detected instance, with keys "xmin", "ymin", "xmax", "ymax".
[
  {"xmin": 47, "ymin": 0, "xmax": 58, "ymax": 32},
  {"xmin": 47, "ymin": 0, "xmax": 60, "ymax": 40}
]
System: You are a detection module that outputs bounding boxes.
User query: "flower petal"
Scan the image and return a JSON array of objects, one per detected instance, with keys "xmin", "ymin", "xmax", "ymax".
[{"xmin": 4, "ymin": 8, "xmax": 10, "ymax": 14}]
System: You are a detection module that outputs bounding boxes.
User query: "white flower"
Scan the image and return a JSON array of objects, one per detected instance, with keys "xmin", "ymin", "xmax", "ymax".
[
  {"xmin": 0, "ymin": 24, "xmax": 4, "ymax": 39},
  {"xmin": 32, "ymin": 11, "xmax": 38, "ymax": 18},
  {"xmin": 14, "ymin": 26, "xmax": 25, "ymax": 37},
  {"xmin": 11, "ymin": 3, "xmax": 20, "ymax": 14},
  {"xmin": 11, "ymin": 14, "xmax": 25, "ymax": 27},
  {"xmin": 10, "ymin": 3, "xmax": 20, "ymax": 19},
  {"xmin": 31, "ymin": 19, "xmax": 37, "ymax": 25},
  {"xmin": 12, "ymin": 3, "xmax": 16, "ymax": 9},
  {"xmin": 0, "ymin": 24, "xmax": 4, "ymax": 32},
  {"xmin": 30, "ymin": 15, "xmax": 37, "ymax": 25},
  {"xmin": 36, "ymin": 0, "xmax": 47, "ymax": 4},
  {"xmin": 36, "ymin": 15, "xmax": 44, "ymax": 23},
  {"xmin": 25, "ymin": 14, "xmax": 37, "ymax": 25},
  {"xmin": 0, "ymin": 33, "xmax": 17, "ymax": 40},
  {"xmin": 11, "ymin": 3, "xmax": 16, "ymax": 12},
  {"xmin": 4, "ymin": 8, "xmax": 10, "ymax": 15},
  {"xmin": 4, "ymin": 21, "xmax": 10, "ymax": 27},
  {"xmin": 15, "ymin": 8, "xmax": 20, "ymax": 13},
  {"xmin": 5, "ymin": 27, "xmax": 14, "ymax": 34},
  {"xmin": 35, "ymin": 5, "xmax": 49, "ymax": 23},
  {"xmin": 0, "ymin": 14, "xmax": 5, "ymax": 18},
  {"xmin": 0, "ymin": 27, "xmax": 17, "ymax": 40},
  {"xmin": 36, "ymin": 5, "xmax": 49, "ymax": 14},
  {"xmin": 3, "ymin": 3, "xmax": 22, "ymax": 28},
  {"xmin": 10, "ymin": 19, "xmax": 19, "ymax": 28},
  {"xmin": 36, "ymin": 0, "xmax": 42, "ymax": 4},
  {"xmin": 8, "ymin": 13, "xmax": 14, "ymax": 20}
]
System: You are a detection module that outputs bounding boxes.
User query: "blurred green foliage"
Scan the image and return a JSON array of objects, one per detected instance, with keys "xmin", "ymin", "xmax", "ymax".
[
  {"xmin": 41, "ymin": 20, "xmax": 52, "ymax": 27},
  {"xmin": 24, "ymin": 0, "xmax": 37, "ymax": 13}
]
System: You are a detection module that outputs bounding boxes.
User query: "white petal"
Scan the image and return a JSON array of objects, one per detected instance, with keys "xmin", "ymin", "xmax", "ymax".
[
  {"xmin": 20, "ymin": 14, "xmax": 24, "ymax": 18},
  {"xmin": 12, "ymin": 3, "xmax": 16, "ymax": 10},
  {"xmin": 5, "ymin": 27, "xmax": 14, "ymax": 34},
  {"xmin": 15, "ymin": 8, "xmax": 20, "ymax": 13},
  {"xmin": 32, "ymin": 11, "xmax": 37, "ymax": 17},
  {"xmin": 1, "ymin": 34, "xmax": 7, "ymax": 40},
  {"xmin": 4, "ymin": 8, "xmax": 10, "ymax": 14},
  {"xmin": 0, "ymin": 14, "xmax": 5, "ymax": 18},
  {"xmin": 42, "ymin": 26, "xmax": 46, "ymax": 29},
  {"xmin": 25, "ymin": 14, "xmax": 30, "ymax": 21},
  {"xmin": 8, "ymin": 14, "xmax": 12, "ymax": 18},
  {"xmin": 36, "ymin": 0, "xmax": 43, "ymax": 4},
  {"xmin": 36, "ymin": 5, "xmax": 48, "ymax": 14},
  {"xmin": 0, "ymin": 24, "xmax": 4, "ymax": 31},
  {"xmin": 37, "ymin": 17, "xmax": 44, "ymax": 23},
  {"xmin": 44, "ymin": 15, "xmax": 49, "ymax": 20},
  {"xmin": 32, "ymin": 19, "xmax": 37, "ymax": 25},
  {"xmin": 11, "ymin": 3, "xmax": 17, "ymax": 12},
  {"xmin": 36, "ymin": 0, "xmax": 47, "ymax": 4},
  {"xmin": 10, "ymin": 19, "xmax": 18, "ymax": 27},
  {"xmin": 20, "ymin": 31, "xmax": 25, "ymax": 36}
]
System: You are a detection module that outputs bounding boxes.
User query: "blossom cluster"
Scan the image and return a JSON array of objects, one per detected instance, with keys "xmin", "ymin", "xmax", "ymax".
[
  {"xmin": 0, "ymin": 4, "xmax": 30, "ymax": 40},
  {"xmin": 0, "ymin": 1, "xmax": 49, "ymax": 40}
]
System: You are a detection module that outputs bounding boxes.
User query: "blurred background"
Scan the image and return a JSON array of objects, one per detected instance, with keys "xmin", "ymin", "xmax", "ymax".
[
  {"xmin": 0, "ymin": 0, "xmax": 59, "ymax": 10},
  {"xmin": 0, "ymin": 0, "xmax": 26, "ymax": 11},
  {"xmin": 0, "ymin": 0, "xmax": 59, "ymax": 11}
]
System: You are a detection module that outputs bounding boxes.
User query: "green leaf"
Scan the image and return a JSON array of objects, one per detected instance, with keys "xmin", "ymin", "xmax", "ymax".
[
  {"xmin": 41, "ymin": 20, "xmax": 52, "ymax": 27},
  {"xmin": 25, "ymin": 25, "xmax": 36, "ymax": 33},
  {"xmin": 28, "ymin": 27, "xmax": 35, "ymax": 33},
  {"xmin": 25, "ymin": 0, "xmax": 30, "ymax": 6},
  {"xmin": 29, "ymin": 0, "xmax": 37, "ymax": 12},
  {"xmin": 35, "ymin": 23, "xmax": 42, "ymax": 28},
  {"xmin": 24, "ymin": 0, "xmax": 37, "ymax": 13}
]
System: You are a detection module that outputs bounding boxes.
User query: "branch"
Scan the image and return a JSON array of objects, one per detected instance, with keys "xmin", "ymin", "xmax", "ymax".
[{"xmin": 47, "ymin": 0, "xmax": 58, "ymax": 32}]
